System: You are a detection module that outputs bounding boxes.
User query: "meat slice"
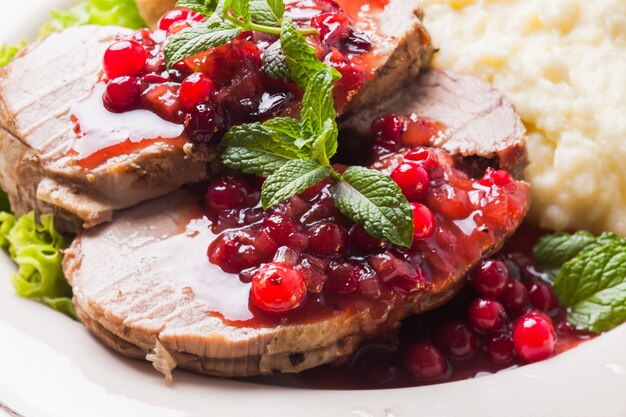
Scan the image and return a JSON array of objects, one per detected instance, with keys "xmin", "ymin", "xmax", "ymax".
[
  {"xmin": 0, "ymin": 1, "xmax": 432, "ymax": 232},
  {"xmin": 64, "ymin": 71, "xmax": 531, "ymax": 378},
  {"xmin": 340, "ymin": 69, "xmax": 528, "ymax": 177},
  {"xmin": 0, "ymin": 26, "xmax": 218, "ymax": 232}
]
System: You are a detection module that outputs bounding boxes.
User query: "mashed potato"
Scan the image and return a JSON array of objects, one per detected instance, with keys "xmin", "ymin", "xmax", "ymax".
[{"xmin": 420, "ymin": 0, "xmax": 626, "ymax": 235}]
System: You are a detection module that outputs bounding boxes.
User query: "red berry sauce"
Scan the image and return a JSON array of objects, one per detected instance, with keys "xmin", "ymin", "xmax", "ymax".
[{"xmin": 73, "ymin": 0, "xmax": 392, "ymax": 169}]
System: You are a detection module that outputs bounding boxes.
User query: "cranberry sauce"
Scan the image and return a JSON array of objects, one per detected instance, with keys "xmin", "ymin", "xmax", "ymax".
[
  {"xmin": 247, "ymin": 229, "xmax": 593, "ymax": 390},
  {"xmin": 71, "ymin": 0, "xmax": 387, "ymax": 169},
  {"xmin": 202, "ymin": 115, "xmax": 530, "ymax": 330}
]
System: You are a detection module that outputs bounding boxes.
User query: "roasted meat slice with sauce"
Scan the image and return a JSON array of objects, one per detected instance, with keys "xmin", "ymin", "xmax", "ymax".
[
  {"xmin": 63, "ymin": 72, "xmax": 530, "ymax": 379},
  {"xmin": 0, "ymin": 0, "xmax": 432, "ymax": 232},
  {"xmin": 341, "ymin": 69, "xmax": 528, "ymax": 178}
]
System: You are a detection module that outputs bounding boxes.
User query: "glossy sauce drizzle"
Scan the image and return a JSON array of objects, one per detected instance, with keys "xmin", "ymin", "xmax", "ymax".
[{"xmin": 70, "ymin": 83, "xmax": 186, "ymax": 169}]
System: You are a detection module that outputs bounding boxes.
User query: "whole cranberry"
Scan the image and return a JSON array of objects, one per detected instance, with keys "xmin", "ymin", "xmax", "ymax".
[
  {"xmin": 204, "ymin": 177, "xmax": 259, "ymax": 213},
  {"xmin": 179, "ymin": 73, "xmax": 216, "ymax": 110},
  {"xmin": 479, "ymin": 168, "xmax": 514, "ymax": 188},
  {"xmin": 468, "ymin": 298, "xmax": 507, "ymax": 333},
  {"xmin": 263, "ymin": 213, "xmax": 297, "ymax": 245},
  {"xmin": 513, "ymin": 312, "xmax": 557, "ymax": 363},
  {"xmin": 251, "ymin": 262, "xmax": 307, "ymax": 312},
  {"xmin": 371, "ymin": 115, "xmax": 405, "ymax": 151},
  {"xmin": 311, "ymin": 12, "xmax": 352, "ymax": 45},
  {"xmin": 103, "ymin": 76, "xmax": 140, "ymax": 112},
  {"xmin": 391, "ymin": 163, "xmax": 430, "ymax": 201},
  {"xmin": 499, "ymin": 280, "xmax": 529, "ymax": 315},
  {"xmin": 527, "ymin": 282, "xmax": 558, "ymax": 312},
  {"xmin": 470, "ymin": 259, "xmax": 509, "ymax": 298},
  {"xmin": 103, "ymin": 40, "xmax": 147, "ymax": 79},
  {"xmin": 185, "ymin": 102, "xmax": 227, "ymax": 143},
  {"xmin": 411, "ymin": 203, "xmax": 436, "ymax": 240},
  {"xmin": 208, "ymin": 231, "xmax": 260, "ymax": 273},
  {"xmin": 484, "ymin": 332, "xmax": 515, "ymax": 365},
  {"xmin": 158, "ymin": 8, "xmax": 203, "ymax": 31},
  {"xmin": 404, "ymin": 147, "xmax": 439, "ymax": 169},
  {"xmin": 349, "ymin": 225, "xmax": 387, "ymax": 254},
  {"xmin": 404, "ymin": 343, "xmax": 449, "ymax": 383},
  {"xmin": 307, "ymin": 222, "xmax": 348, "ymax": 257},
  {"xmin": 325, "ymin": 260, "xmax": 362, "ymax": 294},
  {"xmin": 434, "ymin": 320, "xmax": 478, "ymax": 359}
]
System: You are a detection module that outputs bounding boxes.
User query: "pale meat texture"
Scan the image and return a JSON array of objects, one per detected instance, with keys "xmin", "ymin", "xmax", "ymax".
[
  {"xmin": 0, "ymin": 1, "xmax": 433, "ymax": 232},
  {"xmin": 64, "ymin": 71, "xmax": 530, "ymax": 378},
  {"xmin": 0, "ymin": 26, "xmax": 217, "ymax": 232}
]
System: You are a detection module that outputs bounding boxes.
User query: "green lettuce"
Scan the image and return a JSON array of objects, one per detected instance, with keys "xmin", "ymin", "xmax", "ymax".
[
  {"xmin": 0, "ymin": 212, "xmax": 76, "ymax": 319},
  {"xmin": 1, "ymin": 0, "xmax": 146, "ymax": 68},
  {"xmin": 39, "ymin": 0, "xmax": 145, "ymax": 36},
  {"xmin": 0, "ymin": 41, "xmax": 27, "ymax": 67}
]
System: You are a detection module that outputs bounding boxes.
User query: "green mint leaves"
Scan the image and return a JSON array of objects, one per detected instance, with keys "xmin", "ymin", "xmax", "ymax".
[
  {"xmin": 534, "ymin": 232, "xmax": 626, "ymax": 332},
  {"xmin": 165, "ymin": 18, "xmax": 241, "ymax": 69},
  {"xmin": 334, "ymin": 167, "xmax": 414, "ymax": 247},
  {"xmin": 220, "ymin": 67, "xmax": 415, "ymax": 248},
  {"xmin": 166, "ymin": 0, "xmax": 317, "ymax": 73}
]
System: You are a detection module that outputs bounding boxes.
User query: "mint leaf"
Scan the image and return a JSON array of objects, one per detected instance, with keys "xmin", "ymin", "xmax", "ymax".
[
  {"xmin": 262, "ymin": 160, "xmax": 331, "ymax": 209},
  {"xmin": 301, "ymin": 68, "xmax": 338, "ymax": 137},
  {"xmin": 280, "ymin": 16, "xmax": 329, "ymax": 89},
  {"xmin": 534, "ymin": 231, "xmax": 597, "ymax": 269},
  {"xmin": 176, "ymin": 0, "xmax": 218, "ymax": 15},
  {"xmin": 334, "ymin": 167, "xmax": 414, "ymax": 248},
  {"xmin": 165, "ymin": 19, "xmax": 241, "ymax": 68},
  {"xmin": 250, "ymin": 0, "xmax": 284, "ymax": 25},
  {"xmin": 534, "ymin": 231, "xmax": 623, "ymax": 269},
  {"xmin": 310, "ymin": 119, "xmax": 338, "ymax": 167},
  {"xmin": 554, "ymin": 243, "xmax": 626, "ymax": 332},
  {"xmin": 231, "ymin": 0, "xmax": 251, "ymax": 26},
  {"xmin": 262, "ymin": 41, "xmax": 290, "ymax": 82},
  {"xmin": 221, "ymin": 122, "xmax": 304, "ymax": 177}
]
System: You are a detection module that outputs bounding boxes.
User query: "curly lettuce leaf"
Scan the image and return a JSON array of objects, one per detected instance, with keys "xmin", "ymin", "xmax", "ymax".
[
  {"xmin": 39, "ymin": 0, "xmax": 145, "ymax": 37},
  {"xmin": 0, "ymin": 41, "xmax": 27, "ymax": 67},
  {"xmin": 0, "ymin": 212, "xmax": 76, "ymax": 319}
]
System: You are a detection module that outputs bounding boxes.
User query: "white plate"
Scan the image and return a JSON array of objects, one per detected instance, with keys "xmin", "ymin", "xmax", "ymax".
[{"xmin": 1, "ymin": 2, "xmax": 625, "ymax": 416}]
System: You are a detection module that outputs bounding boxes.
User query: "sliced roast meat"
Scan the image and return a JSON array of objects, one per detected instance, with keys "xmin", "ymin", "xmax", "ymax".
[
  {"xmin": 0, "ymin": 1, "xmax": 432, "ymax": 232},
  {"xmin": 340, "ymin": 69, "xmax": 528, "ymax": 177},
  {"xmin": 65, "ymin": 150, "xmax": 530, "ymax": 378},
  {"xmin": 0, "ymin": 25, "xmax": 219, "ymax": 231}
]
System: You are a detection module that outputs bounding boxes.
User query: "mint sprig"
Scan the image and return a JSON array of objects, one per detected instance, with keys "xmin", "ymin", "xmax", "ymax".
[
  {"xmin": 534, "ymin": 232, "xmax": 626, "ymax": 332},
  {"xmin": 166, "ymin": 0, "xmax": 317, "ymax": 71},
  {"xmin": 220, "ymin": 67, "xmax": 415, "ymax": 248}
]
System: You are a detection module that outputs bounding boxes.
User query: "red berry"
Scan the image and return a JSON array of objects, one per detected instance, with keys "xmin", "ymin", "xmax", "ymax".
[
  {"xmin": 307, "ymin": 222, "xmax": 348, "ymax": 257},
  {"xmin": 251, "ymin": 262, "xmax": 307, "ymax": 313},
  {"xmin": 484, "ymin": 332, "xmax": 515, "ymax": 365},
  {"xmin": 434, "ymin": 320, "xmax": 478, "ymax": 359},
  {"xmin": 208, "ymin": 231, "xmax": 260, "ymax": 273},
  {"xmin": 204, "ymin": 177, "xmax": 259, "ymax": 213},
  {"xmin": 470, "ymin": 259, "xmax": 509, "ymax": 298},
  {"xmin": 179, "ymin": 73, "xmax": 216, "ymax": 110},
  {"xmin": 349, "ymin": 225, "xmax": 387, "ymax": 254},
  {"xmin": 158, "ymin": 8, "xmax": 203, "ymax": 31},
  {"xmin": 513, "ymin": 312, "xmax": 557, "ymax": 363},
  {"xmin": 325, "ymin": 260, "xmax": 362, "ymax": 294},
  {"xmin": 479, "ymin": 168, "xmax": 514, "ymax": 187},
  {"xmin": 103, "ymin": 40, "xmax": 147, "ymax": 79},
  {"xmin": 263, "ymin": 213, "xmax": 297, "ymax": 245},
  {"xmin": 311, "ymin": 12, "xmax": 351, "ymax": 45},
  {"xmin": 468, "ymin": 298, "xmax": 507, "ymax": 333},
  {"xmin": 103, "ymin": 76, "xmax": 140, "ymax": 112},
  {"xmin": 411, "ymin": 203, "xmax": 436, "ymax": 240},
  {"xmin": 527, "ymin": 282, "xmax": 558, "ymax": 312},
  {"xmin": 404, "ymin": 147, "xmax": 438, "ymax": 169},
  {"xmin": 499, "ymin": 280, "xmax": 529, "ymax": 315},
  {"xmin": 371, "ymin": 115, "xmax": 405, "ymax": 151},
  {"xmin": 404, "ymin": 343, "xmax": 449, "ymax": 383},
  {"xmin": 391, "ymin": 163, "xmax": 430, "ymax": 201}
]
